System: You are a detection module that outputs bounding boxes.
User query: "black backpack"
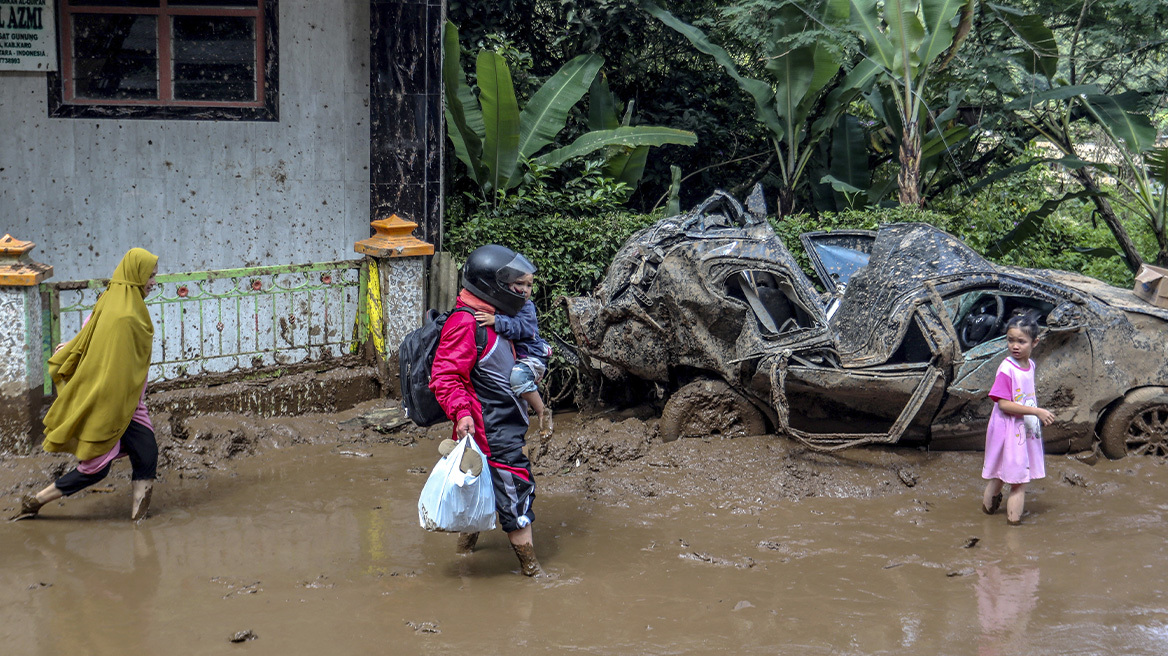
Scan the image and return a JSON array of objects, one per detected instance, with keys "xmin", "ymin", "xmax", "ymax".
[{"xmin": 398, "ymin": 307, "xmax": 487, "ymax": 427}]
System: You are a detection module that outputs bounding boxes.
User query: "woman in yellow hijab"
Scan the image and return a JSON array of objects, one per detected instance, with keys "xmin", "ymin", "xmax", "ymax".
[{"xmin": 12, "ymin": 248, "xmax": 159, "ymax": 521}]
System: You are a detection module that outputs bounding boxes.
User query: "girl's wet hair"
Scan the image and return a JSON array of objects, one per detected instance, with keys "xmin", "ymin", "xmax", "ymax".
[{"xmin": 1005, "ymin": 312, "xmax": 1040, "ymax": 341}]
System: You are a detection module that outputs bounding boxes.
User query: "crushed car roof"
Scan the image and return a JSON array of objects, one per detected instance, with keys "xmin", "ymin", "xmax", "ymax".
[{"xmin": 831, "ymin": 223, "xmax": 992, "ymax": 360}]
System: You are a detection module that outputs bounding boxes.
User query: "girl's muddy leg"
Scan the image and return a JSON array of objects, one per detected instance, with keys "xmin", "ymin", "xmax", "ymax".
[
  {"xmin": 131, "ymin": 480, "xmax": 154, "ymax": 521},
  {"xmin": 508, "ymin": 525, "xmax": 544, "ymax": 577},
  {"xmin": 35, "ymin": 483, "xmax": 63, "ymax": 506},
  {"xmin": 1006, "ymin": 483, "xmax": 1027, "ymax": 524},
  {"xmin": 10, "ymin": 484, "xmax": 63, "ymax": 521},
  {"xmin": 982, "ymin": 479, "xmax": 1004, "ymax": 515}
]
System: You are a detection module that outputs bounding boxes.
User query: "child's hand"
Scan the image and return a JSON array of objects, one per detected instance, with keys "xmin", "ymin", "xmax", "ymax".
[
  {"xmin": 1034, "ymin": 407, "xmax": 1055, "ymax": 425},
  {"xmin": 474, "ymin": 311, "xmax": 495, "ymax": 327}
]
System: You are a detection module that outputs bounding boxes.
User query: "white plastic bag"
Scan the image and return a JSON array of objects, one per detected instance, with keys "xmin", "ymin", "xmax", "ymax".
[{"xmin": 417, "ymin": 436, "xmax": 496, "ymax": 533}]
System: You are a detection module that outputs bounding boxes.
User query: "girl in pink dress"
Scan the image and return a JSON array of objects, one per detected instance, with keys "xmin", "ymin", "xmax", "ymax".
[{"xmin": 981, "ymin": 314, "xmax": 1055, "ymax": 526}]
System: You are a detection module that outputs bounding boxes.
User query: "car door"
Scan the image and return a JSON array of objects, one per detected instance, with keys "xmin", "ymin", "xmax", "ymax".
[
  {"xmin": 776, "ymin": 292, "xmax": 954, "ymax": 448},
  {"xmin": 928, "ymin": 284, "xmax": 1093, "ymax": 450}
]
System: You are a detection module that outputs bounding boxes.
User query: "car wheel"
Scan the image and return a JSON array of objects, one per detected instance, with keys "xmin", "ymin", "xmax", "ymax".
[
  {"xmin": 1100, "ymin": 387, "xmax": 1168, "ymax": 459},
  {"xmin": 659, "ymin": 379, "xmax": 767, "ymax": 442}
]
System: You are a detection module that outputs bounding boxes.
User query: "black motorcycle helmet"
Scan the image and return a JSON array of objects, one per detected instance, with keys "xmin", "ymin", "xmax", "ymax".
[{"xmin": 461, "ymin": 245, "xmax": 537, "ymax": 317}]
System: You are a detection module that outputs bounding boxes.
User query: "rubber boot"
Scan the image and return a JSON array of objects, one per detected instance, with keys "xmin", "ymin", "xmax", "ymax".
[
  {"xmin": 511, "ymin": 542, "xmax": 544, "ymax": 577},
  {"xmin": 455, "ymin": 532, "xmax": 479, "ymax": 554},
  {"xmin": 9, "ymin": 494, "xmax": 44, "ymax": 521},
  {"xmin": 131, "ymin": 480, "xmax": 153, "ymax": 521}
]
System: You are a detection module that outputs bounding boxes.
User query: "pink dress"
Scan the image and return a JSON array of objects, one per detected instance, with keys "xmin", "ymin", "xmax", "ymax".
[{"xmin": 981, "ymin": 357, "xmax": 1045, "ymax": 484}]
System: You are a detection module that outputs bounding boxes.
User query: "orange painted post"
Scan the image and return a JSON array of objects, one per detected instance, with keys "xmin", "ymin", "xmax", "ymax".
[
  {"xmin": 0, "ymin": 235, "xmax": 53, "ymax": 453},
  {"xmin": 354, "ymin": 215, "xmax": 434, "ymax": 382},
  {"xmin": 0, "ymin": 234, "xmax": 53, "ymax": 286},
  {"xmin": 354, "ymin": 214, "xmax": 435, "ymax": 259}
]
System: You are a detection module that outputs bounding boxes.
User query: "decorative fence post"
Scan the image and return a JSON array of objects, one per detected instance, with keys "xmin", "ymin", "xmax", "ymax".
[
  {"xmin": 354, "ymin": 215, "xmax": 434, "ymax": 387},
  {"xmin": 0, "ymin": 235, "xmax": 53, "ymax": 453}
]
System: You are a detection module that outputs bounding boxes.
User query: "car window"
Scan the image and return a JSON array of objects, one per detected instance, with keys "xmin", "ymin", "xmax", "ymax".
[
  {"xmin": 798, "ymin": 230, "xmax": 875, "ymax": 292},
  {"xmin": 887, "ymin": 315, "xmax": 933, "ymax": 364},
  {"xmin": 725, "ymin": 269, "xmax": 817, "ymax": 336},
  {"xmin": 945, "ymin": 289, "xmax": 1056, "ymax": 352}
]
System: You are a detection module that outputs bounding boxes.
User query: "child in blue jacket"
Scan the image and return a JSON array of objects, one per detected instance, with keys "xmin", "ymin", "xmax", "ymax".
[{"xmin": 474, "ymin": 271, "xmax": 554, "ymax": 432}]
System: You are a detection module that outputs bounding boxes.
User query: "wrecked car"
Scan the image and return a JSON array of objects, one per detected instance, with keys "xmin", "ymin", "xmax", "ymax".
[{"xmin": 565, "ymin": 188, "xmax": 1168, "ymax": 458}]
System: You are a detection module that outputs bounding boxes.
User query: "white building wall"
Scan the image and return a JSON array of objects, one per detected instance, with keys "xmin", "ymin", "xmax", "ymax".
[{"xmin": 0, "ymin": 1, "xmax": 371, "ymax": 281}]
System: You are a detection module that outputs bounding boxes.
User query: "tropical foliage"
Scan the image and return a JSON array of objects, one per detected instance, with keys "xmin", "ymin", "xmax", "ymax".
[
  {"xmin": 442, "ymin": 20, "xmax": 697, "ymax": 207},
  {"xmin": 645, "ymin": 0, "xmax": 864, "ymax": 216}
]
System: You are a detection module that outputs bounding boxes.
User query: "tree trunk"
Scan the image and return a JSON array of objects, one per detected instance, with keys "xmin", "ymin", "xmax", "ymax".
[
  {"xmin": 776, "ymin": 187, "xmax": 796, "ymax": 219},
  {"xmin": 897, "ymin": 121, "xmax": 923, "ymax": 207},
  {"xmin": 1070, "ymin": 168, "xmax": 1145, "ymax": 273}
]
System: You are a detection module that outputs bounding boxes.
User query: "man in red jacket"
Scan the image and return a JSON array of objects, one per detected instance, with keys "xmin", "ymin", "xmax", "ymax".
[{"xmin": 429, "ymin": 244, "xmax": 544, "ymax": 576}]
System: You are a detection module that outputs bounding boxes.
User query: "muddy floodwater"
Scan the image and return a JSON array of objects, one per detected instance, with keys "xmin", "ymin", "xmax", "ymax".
[{"xmin": 2, "ymin": 401, "xmax": 1168, "ymax": 655}]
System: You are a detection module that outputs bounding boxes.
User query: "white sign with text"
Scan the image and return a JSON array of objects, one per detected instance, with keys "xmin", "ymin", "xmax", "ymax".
[{"xmin": 0, "ymin": 0, "xmax": 56, "ymax": 71}]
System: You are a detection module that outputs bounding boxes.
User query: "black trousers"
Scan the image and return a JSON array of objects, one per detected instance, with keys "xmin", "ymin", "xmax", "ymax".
[{"xmin": 55, "ymin": 421, "xmax": 158, "ymax": 496}]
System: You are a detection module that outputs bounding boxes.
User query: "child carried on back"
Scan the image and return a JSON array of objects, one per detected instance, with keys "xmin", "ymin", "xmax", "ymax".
[{"xmin": 474, "ymin": 270, "xmax": 554, "ymax": 433}]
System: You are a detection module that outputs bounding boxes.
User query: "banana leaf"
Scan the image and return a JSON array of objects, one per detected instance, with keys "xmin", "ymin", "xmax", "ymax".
[
  {"xmin": 644, "ymin": 1, "xmax": 785, "ymax": 140},
  {"xmin": 829, "ymin": 114, "xmax": 871, "ymax": 194},
  {"xmin": 533, "ymin": 126, "xmax": 697, "ymax": 169},
  {"xmin": 1004, "ymin": 84, "xmax": 1100, "ymax": 110},
  {"xmin": 477, "ymin": 51, "xmax": 521, "ymax": 193},
  {"xmin": 442, "ymin": 22, "xmax": 486, "ymax": 186},
  {"xmin": 920, "ymin": 0, "xmax": 966, "ymax": 68},
  {"xmin": 516, "ymin": 53, "xmax": 604, "ymax": 165},
  {"xmin": 850, "ymin": 0, "xmax": 897, "ymax": 73},
  {"xmin": 990, "ymin": 7, "xmax": 1058, "ymax": 79},
  {"xmin": 605, "ymin": 146, "xmax": 651, "ymax": 189},
  {"xmin": 920, "ymin": 125, "xmax": 970, "ymax": 159},
  {"xmin": 1085, "ymin": 93, "xmax": 1158, "ymax": 154},
  {"xmin": 588, "ymin": 74, "xmax": 620, "ymax": 132},
  {"xmin": 986, "ymin": 190, "xmax": 1099, "ymax": 258}
]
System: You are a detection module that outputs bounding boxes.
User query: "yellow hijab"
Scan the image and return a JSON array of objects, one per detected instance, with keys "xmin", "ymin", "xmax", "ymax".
[{"xmin": 42, "ymin": 248, "xmax": 158, "ymax": 460}]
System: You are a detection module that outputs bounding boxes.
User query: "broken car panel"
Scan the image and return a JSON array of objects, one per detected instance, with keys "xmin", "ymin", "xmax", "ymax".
[{"xmin": 567, "ymin": 188, "xmax": 1168, "ymax": 457}]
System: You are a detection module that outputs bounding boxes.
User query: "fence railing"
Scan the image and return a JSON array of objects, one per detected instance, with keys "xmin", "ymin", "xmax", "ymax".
[{"xmin": 40, "ymin": 259, "xmax": 369, "ymax": 394}]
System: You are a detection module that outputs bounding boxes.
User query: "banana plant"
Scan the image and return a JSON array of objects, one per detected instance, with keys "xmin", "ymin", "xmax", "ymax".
[
  {"xmin": 849, "ymin": 0, "xmax": 976, "ymax": 207},
  {"xmin": 644, "ymin": 0, "xmax": 868, "ymax": 217},
  {"xmin": 588, "ymin": 73, "xmax": 652, "ymax": 193},
  {"xmin": 992, "ymin": 4, "xmax": 1160, "ymax": 269},
  {"xmin": 1079, "ymin": 103, "xmax": 1168, "ymax": 266},
  {"xmin": 443, "ymin": 21, "xmax": 697, "ymax": 206}
]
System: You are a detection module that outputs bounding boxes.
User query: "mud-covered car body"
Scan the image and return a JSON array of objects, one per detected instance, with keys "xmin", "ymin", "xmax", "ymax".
[{"xmin": 566, "ymin": 189, "xmax": 1168, "ymax": 453}]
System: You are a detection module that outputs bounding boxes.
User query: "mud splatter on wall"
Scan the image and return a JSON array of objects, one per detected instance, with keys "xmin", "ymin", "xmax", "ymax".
[
  {"xmin": 0, "ymin": 1, "xmax": 402, "ymax": 281},
  {"xmin": 0, "ymin": 287, "xmax": 43, "ymax": 451}
]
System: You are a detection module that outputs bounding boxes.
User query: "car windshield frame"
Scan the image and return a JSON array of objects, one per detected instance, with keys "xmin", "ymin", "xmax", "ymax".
[{"xmin": 799, "ymin": 230, "xmax": 876, "ymax": 293}]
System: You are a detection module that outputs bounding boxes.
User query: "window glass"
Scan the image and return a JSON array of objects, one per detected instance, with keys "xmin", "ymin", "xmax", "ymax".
[
  {"xmin": 170, "ymin": 0, "xmax": 258, "ymax": 6},
  {"xmin": 72, "ymin": 14, "xmax": 158, "ymax": 100},
  {"xmin": 51, "ymin": 0, "xmax": 275, "ymax": 120},
  {"xmin": 172, "ymin": 15, "xmax": 256, "ymax": 101},
  {"xmin": 69, "ymin": 0, "xmax": 160, "ymax": 6}
]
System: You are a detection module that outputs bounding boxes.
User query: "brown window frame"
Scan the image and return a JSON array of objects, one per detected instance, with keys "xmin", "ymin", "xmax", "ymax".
[{"xmin": 47, "ymin": 0, "xmax": 278, "ymax": 121}]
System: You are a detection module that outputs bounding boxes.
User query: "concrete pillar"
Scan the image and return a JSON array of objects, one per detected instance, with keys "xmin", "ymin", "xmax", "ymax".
[
  {"xmin": 0, "ymin": 234, "xmax": 53, "ymax": 453},
  {"xmin": 369, "ymin": 0, "xmax": 445, "ymax": 247},
  {"xmin": 354, "ymin": 215, "xmax": 435, "ymax": 387}
]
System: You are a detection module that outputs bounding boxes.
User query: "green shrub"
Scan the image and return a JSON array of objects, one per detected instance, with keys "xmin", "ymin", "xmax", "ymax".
[{"xmin": 444, "ymin": 161, "xmax": 661, "ymax": 405}]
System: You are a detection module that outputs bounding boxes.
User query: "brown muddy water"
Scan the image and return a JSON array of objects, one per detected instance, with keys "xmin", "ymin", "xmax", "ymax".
[{"xmin": 2, "ymin": 401, "xmax": 1167, "ymax": 655}]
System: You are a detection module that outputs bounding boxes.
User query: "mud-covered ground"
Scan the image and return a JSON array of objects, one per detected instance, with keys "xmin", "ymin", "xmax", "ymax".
[{"xmin": 2, "ymin": 400, "xmax": 1167, "ymax": 655}]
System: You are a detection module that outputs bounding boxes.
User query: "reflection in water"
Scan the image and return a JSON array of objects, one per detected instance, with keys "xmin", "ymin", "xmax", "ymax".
[
  {"xmin": 976, "ymin": 562, "xmax": 1040, "ymax": 656},
  {"xmin": 28, "ymin": 527, "xmax": 162, "ymax": 656}
]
